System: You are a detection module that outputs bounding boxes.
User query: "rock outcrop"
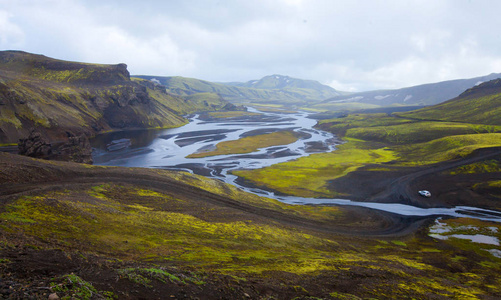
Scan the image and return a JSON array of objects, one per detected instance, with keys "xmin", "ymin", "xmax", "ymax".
[
  {"xmin": 18, "ymin": 129, "xmax": 93, "ymax": 164},
  {"xmin": 18, "ymin": 130, "xmax": 52, "ymax": 159}
]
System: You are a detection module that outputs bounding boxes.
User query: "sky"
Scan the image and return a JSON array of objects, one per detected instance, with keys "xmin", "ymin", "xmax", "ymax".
[{"xmin": 1, "ymin": 0, "xmax": 501, "ymax": 92}]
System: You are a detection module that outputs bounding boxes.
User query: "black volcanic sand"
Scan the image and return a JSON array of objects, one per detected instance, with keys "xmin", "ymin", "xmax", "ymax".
[{"xmin": 328, "ymin": 147, "xmax": 501, "ymax": 210}]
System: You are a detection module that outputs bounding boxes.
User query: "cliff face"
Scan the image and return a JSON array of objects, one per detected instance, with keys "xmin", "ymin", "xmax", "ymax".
[{"xmin": 0, "ymin": 51, "xmax": 233, "ymax": 147}]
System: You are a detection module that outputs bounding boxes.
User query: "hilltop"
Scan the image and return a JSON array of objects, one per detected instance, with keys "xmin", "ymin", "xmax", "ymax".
[
  {"xmin": 136, "ymin": 74, "xmax": 341, "ymax": 106},
  {"xmin": 0, "ymin": 51, "xmax": 234, "ymax": 160}
]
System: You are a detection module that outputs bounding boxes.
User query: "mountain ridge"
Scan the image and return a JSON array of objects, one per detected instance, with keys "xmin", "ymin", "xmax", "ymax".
[
  {"xmin": 398, "ymin": 78, "xmax": 501, "ymax": 125},
  {"xmin": 314, "ymin": 72, "xmax": 501, "ymax": 110},
  {"xmin": 135, "ymin": 74, "xmax": 341, "ymax": 106},
  {"xmin": 223, "ymin": 74, "xmax": 339, "ymax": 92}
]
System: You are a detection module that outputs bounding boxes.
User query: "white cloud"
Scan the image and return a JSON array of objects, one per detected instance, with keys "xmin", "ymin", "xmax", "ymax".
[
  {"xmin": 1, "ymin": 0, "xmax": 501, "ymax": 91},
  {"xmin": 0, "ymin": 10, "xmax": 25, "ymax": 48}
]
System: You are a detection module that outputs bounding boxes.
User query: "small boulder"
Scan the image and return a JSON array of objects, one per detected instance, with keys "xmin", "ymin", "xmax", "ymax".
[{"xmin": 48, "ymin": 293, "xmax": 60, "ymax": 300}]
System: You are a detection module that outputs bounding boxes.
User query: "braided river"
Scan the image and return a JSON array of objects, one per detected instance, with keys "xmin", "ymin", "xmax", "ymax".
[{"xmin": 91, "ymin": 108, "xmax": 501, "ymax": 222}]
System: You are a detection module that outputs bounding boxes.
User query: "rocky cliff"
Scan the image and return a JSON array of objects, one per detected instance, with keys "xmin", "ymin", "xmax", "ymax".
[{"xmin": 0, "ymin": 51, "xmax": 233, "ymax": 162}]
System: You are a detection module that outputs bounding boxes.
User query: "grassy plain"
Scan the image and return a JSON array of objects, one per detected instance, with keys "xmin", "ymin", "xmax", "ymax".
[{"xmin": 207, "ymin": 111, "xmax": 261, "ymax": 118}]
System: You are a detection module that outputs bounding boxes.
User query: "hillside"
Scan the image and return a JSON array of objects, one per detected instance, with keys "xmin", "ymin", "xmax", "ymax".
[
  {"xmin": 313, "ymin": 72, "xmax": 501, "ymax": 110},
  {"xmin": 136, "ymin": 74, "xmax": 341, "ymax": 106},
  {"xmin": 2, "ymin": 152, "xmax": 501, "ymax": 299},
  {"xmin": 398, "ymin": 79, "xmax": 501, "ymax": 125},
  {"xmin": 0, "ymin": 51, "xmax": 231, "ymax": 146}
]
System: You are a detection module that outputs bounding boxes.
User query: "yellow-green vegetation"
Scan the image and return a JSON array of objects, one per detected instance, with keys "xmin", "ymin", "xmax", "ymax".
[
  {"xmin": 319, "ymin": 113, "xmax": 414, "ymax": 132},
  {"xmin": 207, "ymin": 111, "xmax": 261, "ymax": 118},
  {"xmin": 311, "ymin": 102, "xmax": 381, "ymax": 112},
  {"xmin": 395, "ymin": 133, "xmax": 501, "ymax": 165},
  {"xmin": 117, "ymin": 267, "xmax": 205, "ymax": 287},
  {"xmin": 0, "ymin": 152, "xmax": 500, "ymax": 298},
  {"xmin": 0, "ymin": 185, "xmax": 338, "ymax": 274},
  {"xmin": 346, "ymin": 121, "xmax": 494, "ymax": 144},
  {"xmin": 429, "ymin": 218, "xmax": 501, "ymax": 257},
  {"xmin": 50, "ymin": 274, "xmax": 114, "ymax": 300},
  {"xmin": 149, "ymin": 75, "xmax": 340, "ymax": 106},
  {"xmin": 2, "ymin": 184, "xmax": 501, "ymax": 298},
  {"xmin": 234, "ymin": 139, "xmax": 397, "ymax": 197},
  {"xmin": 0, "ymin": 51, "xmax": 238, "ymax": 144},
  {"xmin": 187, "ymin": 130, "xmax": 300, "ymax": 158},
  {"xmin": 399, "ymin": 82, "xmax": 501, "ymax": 125},
  {"xmin": 237, "ymin": 105, "xmax": 501, "ymax": 197},
  {"xmin": 450, "ymin": 159, "xmax": 501, "ymax": 175}
]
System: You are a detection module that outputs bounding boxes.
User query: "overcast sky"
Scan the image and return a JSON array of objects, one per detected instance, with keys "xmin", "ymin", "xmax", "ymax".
[{"xmin": 1, "ymin": 0, "xmax": 501, "ymax": 91}]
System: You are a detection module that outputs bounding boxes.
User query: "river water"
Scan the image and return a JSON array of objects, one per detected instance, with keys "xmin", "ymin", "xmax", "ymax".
[{"xmin": 91, "ymin": 108, "xmax": 501, "ymax": 222}]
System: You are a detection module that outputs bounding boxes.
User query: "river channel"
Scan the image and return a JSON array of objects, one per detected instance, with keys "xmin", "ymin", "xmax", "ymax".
[{"xmin": 91, "ymin": 108, "xmax": 501, "ymax": 222}]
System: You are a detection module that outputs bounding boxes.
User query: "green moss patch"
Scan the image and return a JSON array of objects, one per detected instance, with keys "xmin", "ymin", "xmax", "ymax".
[
  {"xmin": 233, "ymin": 139, "xmax": 396, "ymax": 197},
  {"xmin": 188, "ymin": 130, "xmax": 300, "ymax": 158}
]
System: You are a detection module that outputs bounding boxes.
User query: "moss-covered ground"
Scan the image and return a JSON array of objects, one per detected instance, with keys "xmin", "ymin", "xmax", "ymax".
[
  {"xmin": 188, "ymin": 130, "xmax": 300, "ymax": 158},
  {"xmin": 0, "ymin": 153, "xmax": 500, "ymax": 298}
]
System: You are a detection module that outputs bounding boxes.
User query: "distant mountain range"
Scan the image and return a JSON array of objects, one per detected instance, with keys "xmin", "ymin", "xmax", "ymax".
[
  {"xmin": 313, "ymin": 73, "xmax": 501, "ymax": 110},
  {"xmin": 138, "ymin": 73, "xmax": 501, "ymax": 111},
  {"xmin": 135, "ymin": 74, "xmax": 342, "ymax": 106}
]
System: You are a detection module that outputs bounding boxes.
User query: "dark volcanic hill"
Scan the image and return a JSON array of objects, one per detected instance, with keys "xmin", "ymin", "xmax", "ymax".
[
  {"xmin": 399, "ymin": 78, "xmax": 501, "ymax": 125},
  {"xmin": 316, "ymin": 73, "xmax": 501, "ymax": 109},
  {"xmin": 136, "ymin": 74, "xmax": 341, "ymax": 106},
  {"xmin": 0, "ymin": 51, "xmax": 231, "ymax": 145}
]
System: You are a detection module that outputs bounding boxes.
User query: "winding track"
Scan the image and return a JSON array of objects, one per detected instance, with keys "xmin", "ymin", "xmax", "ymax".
[
  {"xmin": 370, "ymin": 146, "xmax": 501, "ymax": 207},
  {"xmin": 0, "ymin": 152, "xmax": 429, "ymax": 238}
]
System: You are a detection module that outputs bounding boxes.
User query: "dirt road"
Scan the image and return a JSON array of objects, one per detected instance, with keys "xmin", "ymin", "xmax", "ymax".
[{"xmin": 0, "ymin": 152, "xmax": 430, "ymax": 238}]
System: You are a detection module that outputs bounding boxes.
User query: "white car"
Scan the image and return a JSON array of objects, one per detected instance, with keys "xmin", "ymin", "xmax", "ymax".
[{"xmin": 418, "ymin": 190, "xmax": 431, "ymax": 198}]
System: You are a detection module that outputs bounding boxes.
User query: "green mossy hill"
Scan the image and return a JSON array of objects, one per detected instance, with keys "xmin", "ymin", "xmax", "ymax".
[
  {"xmin": 0, "ymin": 51, "xmax": 233, "ymax": 144},
  {"xmin": 399, "ymin": 79, "xmax": 501, "ymax": 125},
  {"xmin": 0, "ymin": 50, "xmax": 129, "ymax": 85},
  {"xmin": 135, "ymin": 75, "xmax": 340, "ymax": 107}
]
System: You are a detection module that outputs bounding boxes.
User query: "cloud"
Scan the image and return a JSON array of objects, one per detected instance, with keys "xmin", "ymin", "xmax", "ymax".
[
  {"xmin": 0, "ymin": 10, "xmax": 25, "ymax": 48},
  {"xmin": 1, "ymin": 0, "xmax": 501, "ymax": 91}
]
